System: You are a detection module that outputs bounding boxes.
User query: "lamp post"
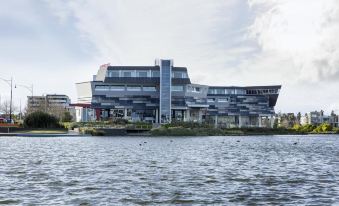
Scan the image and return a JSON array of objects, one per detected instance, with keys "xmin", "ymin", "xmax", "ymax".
[
  {"xmin": 0, "ymin": 77, "xmax": 13, "ymax": 123},
  {"xmin": 15, "ymin": 83, "xmax": 33, "ymax": 112}
]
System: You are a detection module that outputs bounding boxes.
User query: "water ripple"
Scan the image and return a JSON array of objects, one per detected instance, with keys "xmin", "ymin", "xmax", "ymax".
[{"xmin": 0, "ymin": 135, "xmax": 338, "ymax": 205}]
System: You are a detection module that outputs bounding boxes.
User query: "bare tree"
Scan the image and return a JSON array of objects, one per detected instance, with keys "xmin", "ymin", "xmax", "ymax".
[{"xmin": 0, "ymin": 100, "xmax": 18, "ymax": 117}]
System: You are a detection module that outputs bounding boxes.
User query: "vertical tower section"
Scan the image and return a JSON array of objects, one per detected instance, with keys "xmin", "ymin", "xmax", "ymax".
[{"xmin": 159, "ymin": 59, "xmax": 173, "ymax": 123}]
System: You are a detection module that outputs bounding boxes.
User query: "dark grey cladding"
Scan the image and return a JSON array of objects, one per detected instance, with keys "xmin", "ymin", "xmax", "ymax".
[{"xmin": 104, "ymin": 77, "xmax": 160, "ymax": 84}]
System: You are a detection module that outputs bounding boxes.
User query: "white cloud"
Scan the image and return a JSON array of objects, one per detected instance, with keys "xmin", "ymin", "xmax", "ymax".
[
  {"xmin": 240, "ymin": 0, "xmax": 339, "ymax": 113},
  {"xmin": 248, "ymin": 0, "xmax": 339, "ymax": 82},
  {"xmin": 45, "ymin": 0, "xmax": 249, "ymax": 80}
]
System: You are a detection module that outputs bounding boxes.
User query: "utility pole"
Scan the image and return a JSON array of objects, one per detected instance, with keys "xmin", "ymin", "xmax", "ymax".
[
  {"xmin": 15, "ymin": 83, "xmax": 33, "ymax": 114},
  {"xmin": 19, "ymin": 99, "xmax": 22, "ymax": 121},
  {"xmin": 9, "ymin": 77, "xmax": 13, "ymax": 123}
]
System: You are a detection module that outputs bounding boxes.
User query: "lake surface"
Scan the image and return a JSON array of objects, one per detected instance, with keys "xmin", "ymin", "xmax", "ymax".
[{"xmin": 0, "ymin": 135, "xmax": 339, "ymax": 205}]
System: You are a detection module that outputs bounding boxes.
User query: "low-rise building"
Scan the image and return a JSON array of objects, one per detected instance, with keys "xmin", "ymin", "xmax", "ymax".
[
  {"xmin": 301, "ymin": 111, "xmax": 339, "ymax": 128},
  {"xmin": 27, "ymin": 94, "xmax": 70, "ymax": 110},
  {"xmin": 27, "ymin": 94, "xmax": 71, "ymax": 119}
]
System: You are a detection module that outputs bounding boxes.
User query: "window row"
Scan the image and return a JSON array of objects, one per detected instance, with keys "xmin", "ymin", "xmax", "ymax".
[
  {"xmin": 187, "ymin": 86, "xmax": 203, "ymax": 93},
  {"xmin": 208, "ymin": 88, "xmax": 246, "ymax": 95},
  {"xmin": 95, "ymin": 85, "xmax": 157, "ymax": 92},
  {"xmin": 246, "ymin": 89, "xmax": 279, "ymax": 95},
  {"xmin": 107, "ymin": 70, "xmax": 188, "ymax": 78},
  {"xmin": 207, "ymin": 98, "xmax": 230, "ymax": 103},
  {"xmin": 95, "ymin": 85, "xmax": 185, "ymax": 92},
  {"xmin": 172, "ymin": 85, "xmax": 184, "ymax": 92}
]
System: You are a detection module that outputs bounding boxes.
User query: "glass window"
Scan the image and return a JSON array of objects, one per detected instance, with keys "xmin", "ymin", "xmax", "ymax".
[
  {"xmin": 123, "ymin": 71, "xmax": 132, "ymax": 77},
  {"xmin": 143, "ymin": 86, "xmax": 156, "ymax": 92},
  {"xmin": 182, "ymin": 72, "xmax": 188, "ymax": 78},
  {"xmin": 172, "ymin": 85, "xmax": 184, "ymax": 92},
  {"xmin": 218, "ymin": 98, "xmax": 229, "ymax": 103},
  {"xmin": 108, "ymin": 71, "xmax": 120, "ymax": 77},
  {"xmin": 208, "ymin": 89, "xmax": 215, "ymax": 94},
  {"xmin": 137, "ymin": 71, "xmax": 148, "ymax": 78},
  {"xmin": 216, "ymin": 89, "xmax": 225, "ymax": 95},
  {"xmin": 207, "ymin": 98, "xmax": 215, "ymax": 102},
  {"xmin": 127, "ymin": 86, "xmax": 141, "ymax": 91},
  {"xmin": 172, "ymin": 71, "xmax": 188, "ymax": 78},
  {"xmin": 225, "ymin": 89, "xmax": 233, "ymax": 94},
  {"xmin": 151, "ymin": 71, "xmax": 160, "ymax": 77},
  {"xmin": 192, "ymin": 87, "xmax": 200, "ymax": 93},
  {"xmin": 95, "ymin": 85, "xmax": 110, "ymax": 91},
  {"xmin": 162, "ymin": 60, "xmax": 171, "ymax": 66},
  {"xmin": 110, "ymin": 85, "xmax": 125, "ymax": 91},
  {"xmin": 172, "ymin": 72, "xmax": 183, "ymax": 78},
  {"xmin": 235, "ymin": 89, "xmax": 245, "ymax": 94}
]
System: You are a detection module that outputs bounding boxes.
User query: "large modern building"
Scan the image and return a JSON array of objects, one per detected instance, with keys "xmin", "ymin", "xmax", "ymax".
[{"xmin": 76, "ymin": 59, "xmax": 281, "ymax": 128}]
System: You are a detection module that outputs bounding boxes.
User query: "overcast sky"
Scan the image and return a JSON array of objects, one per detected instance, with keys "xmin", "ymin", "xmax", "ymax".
[{"xmin": 0, "ymin": 0, "xmax": 338, "ymax": 114}]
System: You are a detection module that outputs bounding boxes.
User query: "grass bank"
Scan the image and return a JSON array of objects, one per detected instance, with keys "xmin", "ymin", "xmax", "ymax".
[
  {"xmin": 150, "ymin": 127, "xmax": 301, "ymax": 136},
  {"xmin": 150, "ymin": 122, "xmax": 339, "ymax": 136}
]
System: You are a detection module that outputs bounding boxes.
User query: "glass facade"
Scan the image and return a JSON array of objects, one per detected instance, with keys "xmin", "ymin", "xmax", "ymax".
[{"xmin": 160, "ymin": 60, "xmax": 172, "ymax": 123}]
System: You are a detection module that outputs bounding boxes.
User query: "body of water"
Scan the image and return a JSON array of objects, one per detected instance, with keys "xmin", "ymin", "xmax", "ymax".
[{"xmin": 0, "ymin": 135, "xmax": 338, "ymax": 205}]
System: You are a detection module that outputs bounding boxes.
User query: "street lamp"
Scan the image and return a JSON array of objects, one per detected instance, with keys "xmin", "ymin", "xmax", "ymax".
[
  {"xmin": 15, "ymin": 83, "xmax": 33, "ymax": 112},
  {"xmin": 0, "ymin": 77, "xmax": 13, "ymax": 123}
]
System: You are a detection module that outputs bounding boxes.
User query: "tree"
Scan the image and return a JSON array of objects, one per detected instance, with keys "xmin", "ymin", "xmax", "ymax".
[
  {"xmin": 297, "ymin": 112, "xmax": 301, "ymax": 123},
  {"xmin": 313, "ymin": 123, "xmax": 332, "ymax": 133},
  {"xmin": 331, "ymin": 110, "xmax": 336, "ymax": 116},
  {"xmin": 24, "ymin": 111, "xmax": 61, "ymax": 128},
  {"xmin": 61, "ymin": 111, "xmax": 73, "ymax": 122},
  {"xmin": 0, "ymin": 100, "xmax": 18, "ymax": 117},
  {"xmin": 304, "ymin": 113, "xmax": 309, "ymax": 124},
  {"xmin": 47, "ymin": 105, "xmax": 67, "ymax": 120},
  {"xmin": 273, "ymin": 118, "xmax": 278, "ymax": 128}
]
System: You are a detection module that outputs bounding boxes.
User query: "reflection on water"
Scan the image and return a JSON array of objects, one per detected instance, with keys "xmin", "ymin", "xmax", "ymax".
[{"xmin": 0, "ymin": 135, "xmax": 339, "ymax": 205}]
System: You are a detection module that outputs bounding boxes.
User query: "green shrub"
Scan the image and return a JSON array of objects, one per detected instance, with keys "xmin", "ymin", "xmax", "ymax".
[
  {"xmin": 151, "ymin": 125, "xmax": 302, "ymax": 136},
  {"xmin": 62, "ymin": 122, "xmax": 81, "ymax": 130},
  {"xmin": 91, "ymin": 129, "xmax": 106, "ymax": 136},
  {"xmin": 80, "ymin": 127, "xmax": 94, "ymax": 135},
  {"xmin": 151, "ymin": 127, "xmax": 197, "ymax": 136},
  {"xmin": 164, "ymin": 121, "xmax": 213, "ymax": 129},
  {"xmin": 313, "ymin": 123, "xmax": 332, "ymax": 133},
  {"xmin": 292, "ymin": 124, "xmax": 316, "ymax": 133},
  {"xmin": 24, "ymin": 111, "xmax": 62, "ymax": 128},
  {"xmin": 111, "ymin": 118, "xmax": 129, "ymax": 125}
]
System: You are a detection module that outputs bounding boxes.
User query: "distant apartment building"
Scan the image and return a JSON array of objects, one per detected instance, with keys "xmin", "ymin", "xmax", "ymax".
[
  {"xmin": 301, "ymin": 111, "xmax": 339, "ymax": 128},
  {"xmin": 75, "ymin": 59, "xmax": 281, "ymax": 128},
  {"xmin": 27, "ymin": 94, "xmax": 71, "ymax": 111}
]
